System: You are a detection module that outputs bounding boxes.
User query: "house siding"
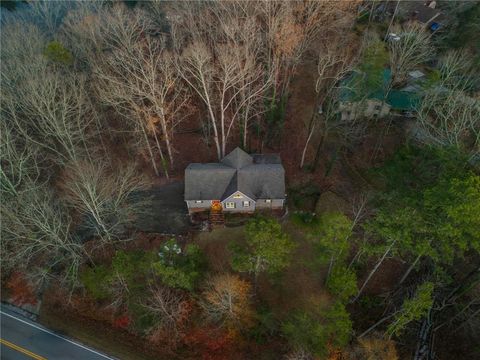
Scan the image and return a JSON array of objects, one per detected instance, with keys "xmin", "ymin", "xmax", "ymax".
[
  {"xmin": 339, "ymin": 99, "xmax": 391, "ymax": 121},
  {"xmin": 186, "ymin": 198, "xmax": 284, "ymax": 213},
  {"xmin": 256, "ymin": 199, "xmax": 284, "ymax": 209},
  {"xmin": 186, "ymin": 200, "xmax": 211, "ymax": 213}
]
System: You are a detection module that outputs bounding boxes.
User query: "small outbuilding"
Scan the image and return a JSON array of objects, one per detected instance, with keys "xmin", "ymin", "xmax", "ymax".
[{"xmin": 184, "ymin": 148, "xmax": 285, "ymax": 214}]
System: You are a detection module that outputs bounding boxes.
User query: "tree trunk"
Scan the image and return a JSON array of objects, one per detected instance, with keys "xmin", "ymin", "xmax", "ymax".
[
  {"xmin": 352, "ymin": 239, "xmax": 397, "ymax": 302},
  {"xmin": 312, "ymin": 130, "xmax": 327, "ymax": 171},
  {"xmin": 358, "ymin": 312, "xmax": 397, "ymax": 339},
  {"xmin": 141, "ymin": 126, "xmax": 159, "ymax": 176},
  {"xmin": 159, "ymin": 107, "xmax": 174, "ymax": 166},
  {"xmin": 300, "ymin": 122, "xmax": 316, "ymax": 169},
  {"xmin": 399, "ymin": 254, "xmax": 422, "ymax": 285},
  {"xmin": 384, "ymin": 0, "xmax": 400, "ymax": 41},
  {"xmin": 326, "ymin": 254, "xmax": 335, "ymax": 285},
  {"xmin": 152, "ymin": 130, "xmax": 169, "ymax": 178}
]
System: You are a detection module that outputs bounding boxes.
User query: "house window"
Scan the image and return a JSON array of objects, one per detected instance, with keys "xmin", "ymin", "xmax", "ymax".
[
  {"xmin": 243, "ymin": 201, "xmax": 250, "ymax": 207},
  {"xmin": 225, "ymin": 202, "xmax": 235, "ymax": 209},
  {"xmin": 233, "ymin": 193, "xmax": 243, "ymax": 199},
  {"xmin": 195, "ymin": 200, "xmax": 203, "ymax": 204},
  {"xmin": 265, "ymin": 199, "xmax": 272, "ymax": 203}
]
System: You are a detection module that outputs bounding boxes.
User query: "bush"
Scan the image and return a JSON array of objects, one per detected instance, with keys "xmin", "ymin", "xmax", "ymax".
[
  {"xmin": 326, "ymin": 265, "xmax": 358, "ymax": 302},
  {"xmin": 80, "ymin": 265, "xmax": 111, "ymax": 300},
  {"xmin": 282, "ymin": 302, "xmax": 352, "ymax": 356},
  {"xmin": 282, "ymin": 310, "xmax": 329, "ymax": 357},
  {"xmin": 81, "ymin": 250, "xmax": 155, "ymax": 301},
  {"xmin": 248, "ymin": 305, "xmax": 278, "ymax": 344},
  {"xmin": 43, "ymin": 41, "xmax": 73, "ymax": 65},
  {"xmin": 290, "ymin": 211, "xmax": 319, "ymax": 229}
]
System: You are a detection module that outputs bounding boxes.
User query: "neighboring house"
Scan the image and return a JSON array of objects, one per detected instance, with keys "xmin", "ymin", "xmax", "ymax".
[
  {"xmin": 407, "ymin": 1, "xmax": 446, "ymax": 31},
  {"xmin": 184, "ymin": 148, "xmax": 285, "ymax": 214},
  {"xmin": 338, "ymin": 69, "xmax": 420, "ymax": 121},
  {"xmin": 339, "ymin": 98, "xmax": 391, "ymax": 121},
  {"xmin": 387, "ymin": 0, "xmax": 447, "ymax": 31}
]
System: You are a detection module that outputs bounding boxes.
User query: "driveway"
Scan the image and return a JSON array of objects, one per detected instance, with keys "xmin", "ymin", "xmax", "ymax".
[
  {"xmin": 132, "ymin": 181, "xmax": 190, "ymax": 235},
  {"xmin": 0, "ymin": 306, "xmax": 115, "ymax": 360}
]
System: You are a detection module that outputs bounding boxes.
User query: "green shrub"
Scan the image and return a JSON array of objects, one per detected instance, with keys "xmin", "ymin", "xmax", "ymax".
[
  {"xmin": 43, "ymin": 41, "xmax": 73, "ymax": 65},
  {"xmin": 282, "ymin": 311, "xmax": 329, "ymax": 356},
  {"xmin": 290, "ymin": 211, "xmax": 319, "ymax": 229},
  {"xmin": 326, "ymin": 265, "xmax": 358, "ymax": 302},
  {"xmin": 282, "ymin": 302, "xmax": 352, "ymax": 356},
  {"xmin": 80, "ymin": 265, "xmax": 111, "ymax": 300},
  {"xmin": 248, "ymin": 305, "xmax": 278, "ymax": 344}
]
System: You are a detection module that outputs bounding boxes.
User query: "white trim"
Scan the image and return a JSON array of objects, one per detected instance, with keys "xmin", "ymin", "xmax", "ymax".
[
  {"xmin": 225, "ymin": 202, "xmax": 235, "ymax": 209},
  {"xmin": 243, "ymin": 201, "xmax": 250, "ymax": 207},
  {"xmin": 223, "ymin": 191, "xmax": 255, "ymax": 204}
]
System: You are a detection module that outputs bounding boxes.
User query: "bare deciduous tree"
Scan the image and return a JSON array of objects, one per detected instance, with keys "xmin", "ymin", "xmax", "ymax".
[
  {"xmin": 416, "ymin": 89, "xmax": 480, "ymax": 156},
  {"xmin": 437, "ymin": 49, "xmax": 477, "ymax": 92},
  {"xmin": 59, "ymin": 1, "xmax": 106, "ymax": 67},
  {"xmin": 0, "ymin": 121, "xmax": 42, "ymax": 197},
  {"xmin": 170, "ymin": 1, "xmax": 356, "ymax": 156},
  {"xmin": 5, "ymin": 72, "xmax": 94, "ymax": 164},
  {"xmin": 143, "ymin": 285, "xmax": 191, "ymax": 337},
  {"xmin": 91, "ymin": 5, "xmax": 187, "ymax": 175},
  {"xmin": 178, "ymin": 40, "xmax": 269, "ymax": 158},
  {"xmin": 18, "ymin": 0, "xmax": 71, "ymax": 36},
  {"xmin": 60, "ymin": 160, "xmax": 147, "ymax": 246},
  {"xmin": 200, "ymin": 274, "xmax": 253, "ymax": 329},
  {"xmin": 388, "ymin": 23, "xmax": 434, "ymax": 87},
  {"xmin": 258, "ymin": 0, "xmax": 357, "ymax": 100},
  {"xmin": 1, "ymin": 21, "xmax": 95, "ymax": 165},
  {"xmin": 1, "ymin": 187, "xmax": 85, "ymax": 287},
  {"xmin": 301, "ymin": 39, "xmax": 357, "ymax": 168}
]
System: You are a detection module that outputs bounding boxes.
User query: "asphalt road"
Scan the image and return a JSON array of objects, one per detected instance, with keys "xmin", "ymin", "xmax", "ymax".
[{"xmin": 0, "ymin": 306, "xmax": 115, "ymax": 360}]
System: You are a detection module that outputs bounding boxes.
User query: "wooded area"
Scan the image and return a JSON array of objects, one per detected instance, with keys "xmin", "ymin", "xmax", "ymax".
[{"xmin": 1, "ymin": 1, "xmax": 479, "ymax": 359}]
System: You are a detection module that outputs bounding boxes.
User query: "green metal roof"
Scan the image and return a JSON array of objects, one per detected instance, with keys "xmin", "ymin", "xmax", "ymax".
[{"xmin": 340, "ymin": 69, "xmax": 420, "ymax": 111}]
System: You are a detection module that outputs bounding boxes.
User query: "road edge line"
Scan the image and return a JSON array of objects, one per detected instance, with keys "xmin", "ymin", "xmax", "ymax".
[{"xmin": 0, "ymin": 310, "xmax": 117, "ymax": 360}]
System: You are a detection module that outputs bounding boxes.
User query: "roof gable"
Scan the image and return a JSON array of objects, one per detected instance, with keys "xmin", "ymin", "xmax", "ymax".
[
  {"xmin": 222, "ymin": 191, "xmax": 255, "ymax": 203},
  {"xmin": 221, "ymin": 147, "xmax": 253, "ymax": 169}
]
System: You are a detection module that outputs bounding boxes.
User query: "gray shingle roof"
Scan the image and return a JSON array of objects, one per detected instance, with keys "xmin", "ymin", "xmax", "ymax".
[
  {"xmin": 185, "ymin": 148, "xmax": 285, "ymax": 201},
  {"xmin": 184, "ymin": 163, "xmax": 235, "ymax": 200},
  {"xmin": 221, "ymin": 147, "xmax": 253, "ymax": 168}
]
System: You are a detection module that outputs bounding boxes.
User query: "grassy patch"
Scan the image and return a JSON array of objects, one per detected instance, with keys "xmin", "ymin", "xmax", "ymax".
[{"xmin": 194, "ymin": 226, "xmax": 245, "ymax": 273}]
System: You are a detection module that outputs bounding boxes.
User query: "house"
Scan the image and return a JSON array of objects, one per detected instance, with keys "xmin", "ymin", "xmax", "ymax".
[
  {"xmin": 386, "ymin": 0, "xmax": 446, "ymax": 32},
  {"xmin": 407, "ymin": 1, "xmax": 446, "ymax": 31},
  {"xmin": 184, "ymin": 148, "xmax": 285, "ymax": 214},
  {"xmin": 339, "ymin": 98, "xmax": 391, "ymax": 121},
  {"xmin": 338, "ymin": 69, "xmax": 420, "ymax": 121}
]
